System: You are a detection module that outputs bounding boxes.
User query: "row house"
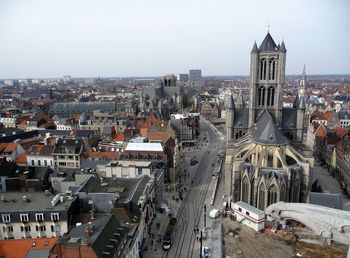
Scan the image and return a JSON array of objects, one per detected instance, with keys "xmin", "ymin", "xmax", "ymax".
[
  {"xmin": 76, "ymin": 175, "xmax": 155, "ymax": 258},
  {"xmin": 52, "ymin": 138, "xmax": 84, "ymax": 169},
  {"xmin": 49, "ymin": 215, "xmax": 136, "ymax": 258},
  {"xmin": 27, "ymin": 145, "xmax": 55, "ymax": 167},
  {"xmin": 200, "ymin": 101, "xmax": 221, "ymax": 120},
  {"xmin": 0, "ymin": 192, "xmax": 78, "ymax": 240}
]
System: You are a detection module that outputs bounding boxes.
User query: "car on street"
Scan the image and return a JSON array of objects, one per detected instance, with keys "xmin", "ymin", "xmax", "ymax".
[{"xmin": 209, "ymin": 209, "xmax": 220, "ymax": 219}]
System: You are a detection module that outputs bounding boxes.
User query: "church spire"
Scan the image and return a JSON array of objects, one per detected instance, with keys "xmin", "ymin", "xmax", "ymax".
[
  {"xmin": 279, "ymin": 40, "xmax": 287, "ymax": 52},
  {"xmin": 251, "ymin": 41, "xmax": 258, "ymax": 53}
]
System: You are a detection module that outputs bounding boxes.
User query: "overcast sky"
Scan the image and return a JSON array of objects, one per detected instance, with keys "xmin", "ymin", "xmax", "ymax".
[{"xmin": 0, "ymin": 0, "xmax": 349, "ymax": 78}]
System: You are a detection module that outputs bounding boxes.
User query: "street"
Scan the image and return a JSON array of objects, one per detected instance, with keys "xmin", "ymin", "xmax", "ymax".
[{"xmin": 162, "ymin": 120, "xmax": 226, "ymax": 257}]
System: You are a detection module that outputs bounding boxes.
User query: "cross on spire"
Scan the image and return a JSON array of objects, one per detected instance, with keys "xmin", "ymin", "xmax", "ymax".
[{"xmin": 267, "ymin": 22, "xmax": 271, "ymax": 32}]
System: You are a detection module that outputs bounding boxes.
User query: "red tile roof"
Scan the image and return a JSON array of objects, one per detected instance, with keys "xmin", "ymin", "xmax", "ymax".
[{"xmin": 0, "ymin": 237, "xmax": 58, "ymax": 258}]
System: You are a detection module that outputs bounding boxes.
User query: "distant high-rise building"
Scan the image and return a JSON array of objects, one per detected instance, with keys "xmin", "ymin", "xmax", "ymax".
[
  {"xmin": 178, "ymin": 73, "xmax": 189, "ymax": 82},
  {"xmin": 3, "ymin": 80, "xmax": 14, "ymax": 86},
  {"xmin": 63, "ymin": 75, "xmax": 72, "ymax": 83},
  {"xmin": 189, "ymin": 69, "xmax": 202, "ymax": 81}
]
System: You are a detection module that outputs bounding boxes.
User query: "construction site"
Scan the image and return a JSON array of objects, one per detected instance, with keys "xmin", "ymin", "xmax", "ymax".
[{"xmin": 222, "ymin": 218, "xmax": 348, "ymax": 258}]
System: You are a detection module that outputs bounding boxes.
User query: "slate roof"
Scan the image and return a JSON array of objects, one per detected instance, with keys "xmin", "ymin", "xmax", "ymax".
[
  {"xmin": 228, "ymin": 95, "xmax": 235, "ymax": 109},
  {"xmin": 60, "ymin": 215, "xmax": 127, "ymax": 258},
  {"xmin": 258, "ymin": 32, "xmax": 279, "ymax": 52},
  {"xmin": 309, "ymin": 192, "xmax": 343, "ymax": 210},
  {"xmin": 338, "ymin": 110, "xmax": 350, "ymax": 120},
  {"xmin": 251, "ymin": 110, "xmax": 288, "ymax": 145},
  {"xmin": 233, "ymin": 108, "xmax": 249, "ymax": 128},
  {"xmin": 49, "ymin": 102, "xmax": 116, "ymax": 115},
  {"xmin": 282, "ymin": 108, "xmax": 297, "ymax": 128}
]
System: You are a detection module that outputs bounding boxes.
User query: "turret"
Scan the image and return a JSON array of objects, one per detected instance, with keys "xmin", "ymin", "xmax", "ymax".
[
  {"xmin": 226, "ymin": 95, "xmax": 235, "ymax": 141},
  {"xmin": 296, "ymin": 66, "xmax": 307, "ymax": 142}
]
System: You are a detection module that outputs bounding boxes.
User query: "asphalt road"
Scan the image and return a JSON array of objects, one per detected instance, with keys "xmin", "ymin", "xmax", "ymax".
[{"xmin": 161, "ymin": 117, "xmax": 224, "ymax": 258}]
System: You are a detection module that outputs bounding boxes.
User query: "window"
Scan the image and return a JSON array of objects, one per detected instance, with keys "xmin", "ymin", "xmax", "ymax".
[
  {"xmin": 20, "ymin": 214, "xmax": 29, "ymax": 222},
  {"xmin": 21, "ymin": 226, "xmax": 31, "ymax": 232},
  {"xmin": 2, "ymin": 214, "xmax": 11, "ymax": 223},
  {"xmin": 36, "ymin": 225, "xmax": 46, "ymax": 231},
  {"xmin": 36, "ymin": 213, "xmax": 44, "ymax": 222},
  {"xmin": 238, "ymin": 207, "xmax": 242, "ymax": 212},
  {"xmin": 258, "ymin": 184, "xmax": 266, "ymax": 210},
  {"xmin": 44, "ymin": 160, "xmax": 47, "ymax": 166},
  {"xmin": 138, "ymin": 168, "xmax": 142, "ymax": 175},
  {"xmin": 51, "ymin": 213, "xmax": 59, "ymax": 221},
  {"xmin": 8, "ymin": 226, "xmax": 13, "ymax": 232},
  {"xmin": 51, "ymin": 225, "xmax": 61, "ymax": 232},
  {"xmin": 268, "ymin": 185, "xmax": 278, "ymax": 206},
  {"xmin": 241, "ymin": 177, "xmax": 249, "ymax": 203},
  {"xmin": 246, "ymin": 211, "xmax": 250, "ymax": 216},
  {"xmin": 38, "ymin": 160, "xmax": 41, "ymax": 166},
  {"xmin": 31, "ymin": 160, "xmax": 35, "ymax": 166}
]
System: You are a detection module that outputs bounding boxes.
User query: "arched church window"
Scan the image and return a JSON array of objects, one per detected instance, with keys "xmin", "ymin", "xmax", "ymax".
[
  {"xmin": 241, "ymin": 177, "xmax": 249, "ymax": 203},
  {"xmin": 258, "ymin": 183, "xmax": 266, "ymax": 210},
  {"xmin": 259, "ymin": 59, "xmax": 266, "ymax": 80},
  {"xmin": 268, "ymin": 184, "xmax": 278, "ymax": 206},
  {"xmin": 280, "ymin": 184, "xmax": 285, "ymax": 201},
  {"xmin": 267, "ymin": 86, "xmax": 275, "ymax": 107},
  {"xmin": 271, "ymin": 87, "xmax": 275, "ymax": 106},
  {"xmin": 267, "ymin": 154, "xmax": 273, "ymax": 167},
  {"xmin": 293, "ymin": 179, "xmax": 299, "ymax": 202},
  {"xmin": 269, "ymin": 59, "xmax": 275, "ymax": 80},
  {"xmin": 250, "ymin": 179, "xmax": 255, "ymax": 206},
  {"xmin": 262, "ymin": 87, "xmax": 266, "ymax": 106}
]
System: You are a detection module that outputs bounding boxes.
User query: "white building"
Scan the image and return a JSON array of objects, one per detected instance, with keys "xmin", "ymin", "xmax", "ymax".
[
  {"xmin": 105, "ymin": 160, "xmax": 152, "ymax": 178},
  {"xmin": 0, "ymin": 117, "xmax": 16, "ymax": 128},
  {"xmin": 0, "ymin": 192, "xmax": 76, "ymax": 240},
  {"xmin": 233, "ymin": 201, "xmax": 265, "ymax": 232}
]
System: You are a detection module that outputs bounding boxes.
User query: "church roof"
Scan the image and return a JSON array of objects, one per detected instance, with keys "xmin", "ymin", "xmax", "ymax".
[
  {"xmin": 233, "ymin": 108, "xmax": 249, "ymax": 128},
  {"xmin": 228, "ymin": 95, "xmax": 235, "ymax": 109},
  {"xmin": 258, "ymin": 32, "xmax": 279, "ymax": 52},
  {"xmin": 282, "ymin": 108, "xmax": 297, "ymax": 128},
  {"xmin": 251, "ymin": 110, "xmax": 288, "ymax": 145}
]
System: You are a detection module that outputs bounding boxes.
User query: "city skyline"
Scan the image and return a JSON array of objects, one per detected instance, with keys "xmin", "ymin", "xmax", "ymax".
[{"xmin": 0, "ymin": 0, "xmax": 349, "ymax": 78}]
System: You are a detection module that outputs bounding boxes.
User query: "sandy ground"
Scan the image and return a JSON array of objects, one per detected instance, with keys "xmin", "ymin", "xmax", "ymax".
[{"xmin": 222, "ymin": 218, "xmax": 348, "ymax": 258}]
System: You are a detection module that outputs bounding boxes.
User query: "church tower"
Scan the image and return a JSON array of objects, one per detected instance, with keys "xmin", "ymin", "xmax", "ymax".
[
  {"xmin": 296, "ymin": 66, "xmax": 306, "ymax": 142},
  {"xmin": 248, "ymin": 32, "xmax": 286, "ymax": 127}
]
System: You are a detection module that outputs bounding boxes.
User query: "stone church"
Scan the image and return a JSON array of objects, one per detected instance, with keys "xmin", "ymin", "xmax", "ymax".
[{"xmin": 224, "ymin": 32, "xmax": 313, "ymax": 210}]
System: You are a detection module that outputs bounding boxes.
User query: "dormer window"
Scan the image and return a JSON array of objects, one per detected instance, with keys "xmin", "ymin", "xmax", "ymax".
[
  {"xmin": 20, "ymin": 214, "xmax": 29, "ymax": 222},
  {"xmin": 36, "ymin": 213, "xmax": 44, "ymax": 222},
  {"xmin": 2, "ymin": 214, "xmax": 11, "ymax": 223}
]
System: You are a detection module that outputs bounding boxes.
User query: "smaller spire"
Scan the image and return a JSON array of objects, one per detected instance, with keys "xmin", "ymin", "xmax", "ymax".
[
  {"xmin": 293, "ymin": 94, "xmax": 300, "ymax": 108},
  {"xmin": 251, "ymin": 41, "xmax": 258, "ymax": 53},
  {"xmin": 280, "ymin": 40, "xmax": 287, "ymax": 52},
  {"xmin": 228, "ymin": 95, "xmax": 235, "ymax": 109}
]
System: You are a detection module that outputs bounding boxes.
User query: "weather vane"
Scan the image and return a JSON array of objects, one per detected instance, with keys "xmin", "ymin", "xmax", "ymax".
[{"xmin": 267, "ymin": 22, "xmax": 271, "ymax": 32}]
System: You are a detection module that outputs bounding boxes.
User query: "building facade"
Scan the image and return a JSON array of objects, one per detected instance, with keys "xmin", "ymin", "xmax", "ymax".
[{"xmin": 225, "ymin": 33, "xmax": 313, "ymax": 210}]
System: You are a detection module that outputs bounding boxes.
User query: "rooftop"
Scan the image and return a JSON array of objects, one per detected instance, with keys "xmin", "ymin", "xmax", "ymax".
[
  {"xmin": 0, "ymin": 192, "xmax": 76, "ymax": 213},
  {"xmin": 0, "ymin": 237, "xmax": 58, "ymax": 258},
  {"xmin": 125, "ymin": 142, "xmax": 163, "ymax": 152}
]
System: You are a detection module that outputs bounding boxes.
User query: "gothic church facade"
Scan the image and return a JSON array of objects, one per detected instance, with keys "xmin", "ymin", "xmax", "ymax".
[{"xmin": 224, "ymin": 32, "xmax": 313, "ymax": 210}]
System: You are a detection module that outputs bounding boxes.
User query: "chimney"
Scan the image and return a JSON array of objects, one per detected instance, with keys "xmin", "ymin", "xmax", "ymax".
[{"xmin": 84, "ymin": 225, "xmax": 93, "ymax": 238}]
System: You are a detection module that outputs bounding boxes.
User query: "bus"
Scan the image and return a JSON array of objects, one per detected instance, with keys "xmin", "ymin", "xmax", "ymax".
[{"xmin": 162, "ymin": 217, "xmax": 177, "ymax": 250}]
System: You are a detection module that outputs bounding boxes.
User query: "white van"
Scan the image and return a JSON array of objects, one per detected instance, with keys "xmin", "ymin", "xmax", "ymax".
[{"xmin": 209, "ymin": 209, "xmax": 220, "ymax": 219}]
